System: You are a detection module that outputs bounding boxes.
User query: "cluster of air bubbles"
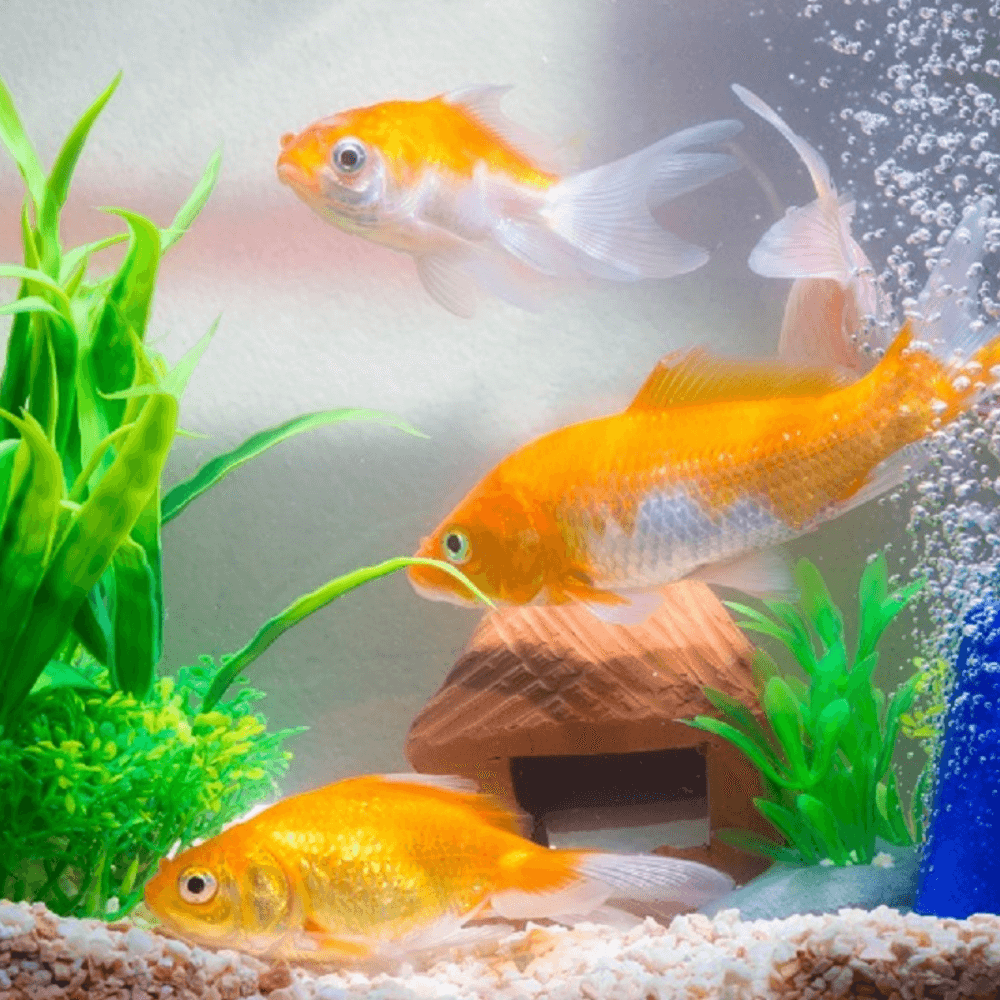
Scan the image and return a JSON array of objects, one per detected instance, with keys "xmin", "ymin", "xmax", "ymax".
[{"xmin": 780, "ymin": 2, "xmax": 1000, "ymax": 797}]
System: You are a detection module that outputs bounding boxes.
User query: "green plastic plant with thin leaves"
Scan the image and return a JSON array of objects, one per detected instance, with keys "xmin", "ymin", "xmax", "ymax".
[
  {"xmin": 0, "ymin": 73, "xmax": 466, "ymax": 726},
  {"xmin": 684, "ymin": 553, "xmax": 923, "ymax": 866}
]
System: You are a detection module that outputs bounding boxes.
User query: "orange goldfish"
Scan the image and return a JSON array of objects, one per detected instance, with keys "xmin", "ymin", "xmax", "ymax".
[
  {"xmin": 144, "ymin": 773, "xmax": 732, "ymax": 965},
  {"xmin": 733, "ymin": 84, "xmax": 892, "ymax": 374},
  {"xmin": 409, "ymin": 202, "xmax": 997, "ymax": 623},
  {"xmin": 276, "ymin": 86, "xmax": 742, "ymax": 316}
]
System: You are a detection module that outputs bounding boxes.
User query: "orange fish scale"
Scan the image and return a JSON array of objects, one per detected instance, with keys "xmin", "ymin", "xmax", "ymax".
[{"xmin": 340, "ymin": 96, "xmax": 556, "ymax": 188}]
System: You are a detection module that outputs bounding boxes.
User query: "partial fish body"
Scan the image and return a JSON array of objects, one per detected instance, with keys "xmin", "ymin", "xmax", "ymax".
[
  {"xmin": 409, "ymin": 204, "xmax": 997, "ymax": 622},
  {"xmin": 733, "ymin": 84, "xmax": 892, "ymax": 374},
  {"xmin": 144, "ymin": 773, "xmax": 733, "ymax": 965},
  {"xmin": 276, "ymin": 86, "xmax": 742, "ymax": 316}
]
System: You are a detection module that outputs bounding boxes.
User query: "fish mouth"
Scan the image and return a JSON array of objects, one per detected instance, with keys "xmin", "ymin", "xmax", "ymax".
[
  {"xmin": 406, "ymin": 563, "xmax": 480, "ymax": 607},
  {"xmin": 275, "ymin": 157, "xmax": 311, "ymax": 189}
]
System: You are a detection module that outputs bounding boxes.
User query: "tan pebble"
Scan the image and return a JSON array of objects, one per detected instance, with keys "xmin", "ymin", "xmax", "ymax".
[
  {"xmin": 257, "ymin": 964, "xmax": 292, "ymax": 993},
  {"xmin": 5, "ymin": 936, "xmax": 39, "ymax": 955},
  {"xmin": 891, "ymin": 939, "xmax": 916, "ymax": 961},
  {"xmin": 216, "ymin": 973, "xmax": 241, "ymax": 1000}
]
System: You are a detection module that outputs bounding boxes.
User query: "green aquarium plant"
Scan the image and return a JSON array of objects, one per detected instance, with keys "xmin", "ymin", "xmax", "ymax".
[
  {"xmin": 0, "ymin": 653, "xmax": 304, "ymax": 919},
  {"xmin": 0, "ymin": 73, "xmax": 436, "ymax": 727},
  {"xmin": 0, "ymin": 73, "xmax": 489, "ymax": 918},
  {"xmin": 685, "ymin": 553, "xmax": 924, "ymax": 867}
]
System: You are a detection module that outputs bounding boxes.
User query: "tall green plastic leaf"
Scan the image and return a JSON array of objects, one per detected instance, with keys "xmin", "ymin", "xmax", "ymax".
[
  {"xmin": 160, "ymin": 150, "xmax": 221, "ymax": 253},
  {"xmin": 37, "ymin": 73, "xmax": 122, "ymax": 271},
  {"xmin": 0, "ymin": 412, "xmax": 65, "ymax": 688},
  {"xmin": 0, "ymin": 390, "xmax": 177, "ymax": 724},
  {"xmin": 0, "ymin": 76, "xmax": 45, "ymax": 214},
  {"xmin": 202, "ymin": 557, "xmax": 494, "ymax": 711},
  {"xmin": 89, "ymin": 210, "xmax": 162, "ymax": 429},
  {"xmin": 162, "ymin": 408, "xmax": 428, "ymax": 524},
  {"xmin": 109, "ymin": 538, "xmax": 158, "ymax": 698}
]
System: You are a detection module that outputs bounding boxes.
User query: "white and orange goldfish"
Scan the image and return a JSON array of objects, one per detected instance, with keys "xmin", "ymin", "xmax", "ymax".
[
  {"xmin": 144, "ymin": 773, "xmax": 732, "ymax": 965},
  {"xmin": 733, "ymin": 84, "xmax": 892, "ymax": 374},
  {"xmin": 276, "ymin": 86, "xmax": 742, "ymax": 315},
  {"xmin": 409, "ymin": 203, "xmax": 996, "ymax": 623}
]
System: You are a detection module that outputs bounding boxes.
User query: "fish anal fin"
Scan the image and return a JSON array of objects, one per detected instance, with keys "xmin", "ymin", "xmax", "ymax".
[{"xmin": 627, "ymin": 349, "xmax": 849, "ymax": 410}]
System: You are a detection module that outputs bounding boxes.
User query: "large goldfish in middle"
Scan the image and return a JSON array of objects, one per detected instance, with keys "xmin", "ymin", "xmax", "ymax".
[
  {"xmin": 409, "ymin": 202, "xmax": 997, "ymax": 622},
  {"xmin": 276, "ymin": 86, "xmax": 742, "ymax": 316}
]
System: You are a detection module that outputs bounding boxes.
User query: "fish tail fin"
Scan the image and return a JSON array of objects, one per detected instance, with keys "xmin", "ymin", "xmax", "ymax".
[
  {"xmin": 520, "ymin": 119, "xmax": 743, "ymax": 281},
  {"xmin": 489, "ymin": 847, "xmax": 733, "ymax": 921}
]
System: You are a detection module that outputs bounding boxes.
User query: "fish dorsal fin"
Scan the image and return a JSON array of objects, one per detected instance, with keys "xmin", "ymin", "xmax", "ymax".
[
  {"xmin": 627, "ymin": 348, "xmax": 849, "ymax": 411},
  {"xmin": 444, "ymin": 84, "xmax": 559, "ymax": 171},
  {"xmin": 378, "ymin": 773, "xmax": 525, "ymax": 835}
]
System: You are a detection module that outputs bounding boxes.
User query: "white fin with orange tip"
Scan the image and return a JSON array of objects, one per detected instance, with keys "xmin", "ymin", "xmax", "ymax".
[{"xmin": 490, "ymin": 852, "xmax": 734, "ymax": 921}]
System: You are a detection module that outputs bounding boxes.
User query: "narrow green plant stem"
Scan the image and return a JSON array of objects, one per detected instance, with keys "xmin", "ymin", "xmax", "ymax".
[
  {"xmin": 202, "ymin": 557, "xmax": 493, "ymax": 711},
  {"xmin": 68, "ymin": 423, "xmax": 134, "ymax": 502}
]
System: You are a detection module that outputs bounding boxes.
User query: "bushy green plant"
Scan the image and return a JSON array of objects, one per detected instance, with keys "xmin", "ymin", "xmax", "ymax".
[
  {"xmin": 0, "ymin": 653, "xmax": 303, "ymax": 918},
  {"xmin": 685, "ymin": 554, "xmax": 923, "ymax": 866}
]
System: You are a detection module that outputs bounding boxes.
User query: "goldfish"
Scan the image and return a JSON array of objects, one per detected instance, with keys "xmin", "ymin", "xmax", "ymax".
[
  {"xmin": 733, "ymin": 84, "xmax": 892, "ymax": 375},
  {"xmin": 276, "ymin": 86, "xmax": 742, "ymax": 316},
  {"xmin": 144, "ymin": 773, "xmax": 733, "ymax": 965},
  {"xmin": 408, "ymin": 202, "xmax": 997, "ymax": 623}
]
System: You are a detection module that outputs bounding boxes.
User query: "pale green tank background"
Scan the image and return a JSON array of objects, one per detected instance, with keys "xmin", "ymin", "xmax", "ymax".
[{"xmin": 0, "ymin": 1, "xmax": 922, "ymax": 797}]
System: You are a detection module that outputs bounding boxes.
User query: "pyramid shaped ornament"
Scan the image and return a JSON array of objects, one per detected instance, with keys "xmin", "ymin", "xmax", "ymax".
[{"xmin": 406, "ymin": 580, "xmax": 778, "ymax": 885}]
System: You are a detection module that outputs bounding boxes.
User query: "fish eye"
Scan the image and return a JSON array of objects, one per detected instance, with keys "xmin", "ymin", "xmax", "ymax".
[
  {"xmin": 332, "ymin": 137, "xmax": 366, "ymax": 174},
  {"xmin": 442, "ymin": 529, "xmax": 471, "ymax": 565},
  {"xmin": 178, "ymin": 869, "xmax": 218, "ymax": 905}
]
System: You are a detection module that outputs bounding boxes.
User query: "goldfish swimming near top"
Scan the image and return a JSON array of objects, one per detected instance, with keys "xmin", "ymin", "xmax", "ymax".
[
  {"xmin": 733, "ymin": 84, "xmax": 892, "ymax": 375},
  {"xmin": 276, "ymin": 86, "xmax": 742, "ymax": 316},
  {"xmin": 408, "ymin": 202, "xmax": 997, "ymax": 623},
  {"xmin": 144, "ymin": 773, "xmax": 732, "ymax": 965}
]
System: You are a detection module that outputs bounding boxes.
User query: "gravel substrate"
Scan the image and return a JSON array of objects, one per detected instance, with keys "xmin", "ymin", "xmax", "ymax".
[{"xmin": 1, "ymin": 898, "xmax": 999, "ymax": 1000}]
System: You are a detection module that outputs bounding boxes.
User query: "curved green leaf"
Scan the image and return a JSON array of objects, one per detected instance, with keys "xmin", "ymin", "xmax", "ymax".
[
  {"xmin": 201, "ymin": 556, "xmax": 492, "ymax": 711},
  {"xmin": 162, "ymin": 407, "xmax": 427, "ymax": 524},
  {"xmin": 39, "ymin": 73, "xmax": 122, "ymax": 263},
  {"xmin": 160, "ymin": 149, "xmax": 221, "ymax": 253},
  {"xmin": 0, "ymin": 76, "xmax": 45, "ymax": 213}
]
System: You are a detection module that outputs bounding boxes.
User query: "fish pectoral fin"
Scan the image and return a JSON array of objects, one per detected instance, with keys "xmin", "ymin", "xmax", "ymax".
[
  {"xmin": 627, "ymin": 348, "xmax": 848, "ymax": 410},
  {"xmin": 299, "ymin": 917, "xmax": 371, "ymax": 960},
  {"xmin": 557, "ymin": 579, "xmax": 665, "ymax": 625},
  {"xmin": 415, "ymin": 254, "xmax": 480, "ymax": 317},
  {"xmin": 686, "ymin": 547, "xmax": 796, "ymax": 599}
]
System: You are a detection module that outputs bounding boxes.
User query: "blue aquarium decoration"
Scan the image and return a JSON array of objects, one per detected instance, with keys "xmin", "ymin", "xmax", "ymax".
[{"xmin": 914, "ymin": 602, "xmax": 1000, "ymax": 919}]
